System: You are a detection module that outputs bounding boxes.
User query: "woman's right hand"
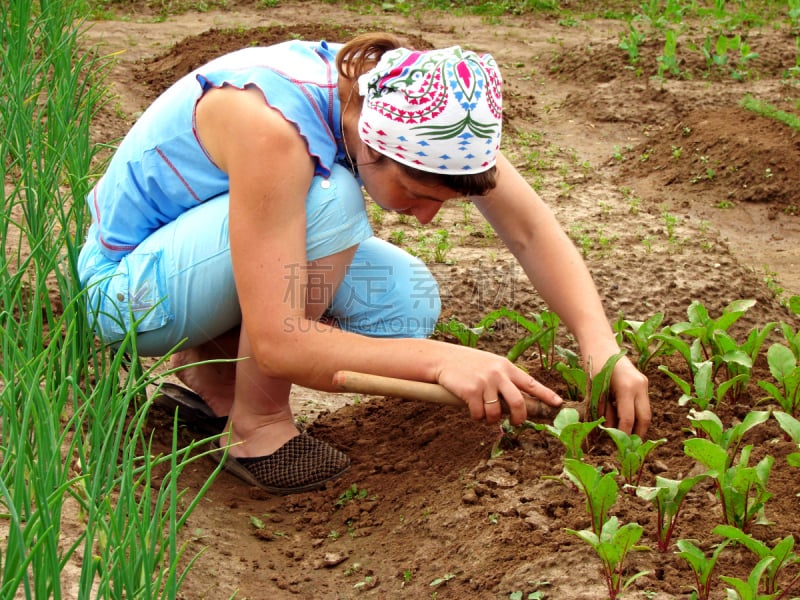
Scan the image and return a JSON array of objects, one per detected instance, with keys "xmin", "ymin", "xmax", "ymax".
[{"xmin": 433, "ymin": 345, "xmax": 563, "ymax": 426}]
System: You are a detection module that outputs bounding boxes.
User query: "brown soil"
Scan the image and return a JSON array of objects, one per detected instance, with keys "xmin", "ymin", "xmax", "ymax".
[{"xmin": 80, "ymin": 3, "xmax": 800, "ymax": 599}]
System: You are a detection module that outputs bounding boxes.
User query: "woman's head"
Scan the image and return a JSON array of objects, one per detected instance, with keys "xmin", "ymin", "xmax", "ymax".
[{"xmin": 337, "ymin": 33, "xmax": 502, "ymax": 197}]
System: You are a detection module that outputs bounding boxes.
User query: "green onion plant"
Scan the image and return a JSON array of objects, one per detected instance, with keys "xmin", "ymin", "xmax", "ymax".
[{"xmin": 0, "ymin": 1, "xmax": 222, "ymax": 596}]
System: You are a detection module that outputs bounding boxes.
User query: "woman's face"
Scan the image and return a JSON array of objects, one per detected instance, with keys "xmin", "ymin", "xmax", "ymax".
[{"xmin": 357, "ymin": 158, "xmax": 458, "ymax": 225}]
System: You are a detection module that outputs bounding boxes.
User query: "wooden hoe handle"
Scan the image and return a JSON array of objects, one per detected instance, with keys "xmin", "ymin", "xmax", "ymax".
[{"xmin": 332, "ymin": 370, "xmax": 583, "ymax": 422}]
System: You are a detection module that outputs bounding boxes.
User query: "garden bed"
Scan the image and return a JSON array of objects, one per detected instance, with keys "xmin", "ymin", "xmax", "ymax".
[{"xmin": 80, "ymin": 2, "xmax": 800, "ymax": 598}]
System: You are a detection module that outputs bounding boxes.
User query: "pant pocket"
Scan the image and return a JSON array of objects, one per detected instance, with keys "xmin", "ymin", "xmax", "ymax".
[{"xmin": 87, "ymin": 251, "xmax": 173, "ymax": 345}]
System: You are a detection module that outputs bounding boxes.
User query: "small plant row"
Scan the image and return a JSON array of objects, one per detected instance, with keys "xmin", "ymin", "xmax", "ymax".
[
  {"xmin": 437, "ymin": 297, "xmax": 800, "ymax": 417},
  {"xmin": 438, "ymin": 298, "xmax": 800, "ymax": 599},
  {"xmin": 524, "ymin": 403, "xmax": 800, "ymax": 599},
  {"xmin": 617, "ymin": 1, "xmax": 800, "ymax": 81},
  {"xmin": 551, "ymin": 409, "xmax": 800, "ymax": 600}
]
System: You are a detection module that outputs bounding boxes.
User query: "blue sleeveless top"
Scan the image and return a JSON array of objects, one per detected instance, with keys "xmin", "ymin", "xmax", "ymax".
[{"xmin": 88, "ymin": 40, "xmax": 346, "ymax": 261}]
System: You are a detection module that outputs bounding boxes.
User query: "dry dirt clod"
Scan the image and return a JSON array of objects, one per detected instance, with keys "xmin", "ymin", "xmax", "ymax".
[{"xmin": 316, "ymin": 552, "xmax": 348, "ymax": 569}]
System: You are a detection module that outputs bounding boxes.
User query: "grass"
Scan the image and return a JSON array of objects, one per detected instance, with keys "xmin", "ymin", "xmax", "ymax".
[
  {"xmin": 740, "ymin": 95, "xmax": 800, "ymax": 133},
  {"xmin": 0, "ymin": 0, "xmax": 223, "ymax": 597}
]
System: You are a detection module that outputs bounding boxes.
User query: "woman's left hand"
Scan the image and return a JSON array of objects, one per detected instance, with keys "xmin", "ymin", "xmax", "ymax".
[{"xmin": 596, "ymin": 355, "xmax": 650, "ymax": 437}]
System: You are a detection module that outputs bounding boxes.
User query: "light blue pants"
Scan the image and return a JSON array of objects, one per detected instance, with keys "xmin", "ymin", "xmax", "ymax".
[{"xmin": 77, "ymin": 164, "xmax": 441, "ymax": 355}]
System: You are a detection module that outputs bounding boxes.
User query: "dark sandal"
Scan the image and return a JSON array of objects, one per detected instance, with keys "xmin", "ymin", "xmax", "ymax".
[
  {"xmin": 211, "ymin": 433, "xmax": 350, "ymax": 495},
  {"xmin": 151, "ymin": 382, "xmax": 228, "ymax": 436}
]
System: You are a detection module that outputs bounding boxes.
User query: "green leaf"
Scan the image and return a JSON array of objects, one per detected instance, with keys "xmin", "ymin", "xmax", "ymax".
[
  {"xmin": 748, "ymin": 556, "xmax": 775, "ymax": 589},
  {"xmin": 713, "ymin": 525, "xmax": 768, "ymax": 558},
  {"xmin": 687, "ymin": 300, "xmax": 711, "ymax": 327},
  {"xmin": 249, "ymin": 515, "xmax": 265, "ymax": 529},
  {"xmin": 430, "ymin": 573, "xmax": 455, "ymax": 587},
  {"xmin": 677, "ymin": 539, "xmax": 730, "ymax": 584},
  {"xmin": 717, "ymin": 374, "xmax": 749, "ymax": 404},
  {"xmin": 666, "ymin": 473, "xmax": 709, "ymax": 508},
  {"xmin": 714, "ymin": 303, "xmax": 753, "ymax": 335},
  {"xmin": 614, "ymin": 521, "xmax": 644, "ymax": 549},
  {"xmin": 767, "ymin": 344, "xmax": 797, "ymax": 383},
  {"xmin": 789, "ymin": 295, "xmax": 800, "ymax": 316},
  {"xmin": 758, "ymin": 380, "xmax": 785, "ymax": 404},
  {"xmin": 658, "ymin": 365, "xmax": 691, "ymax": 395},
  {"xmin": 688, "ymin": 409, "xmax": 724, "ymax": 442},
  {"xmin": 684, "ymin": 437, "xmax": 727, "ymax": 472},
  {"xmin": 721, "ymin": 349, "xmax": 753, "ymax": 370},
  {"xmin": 730, "ymin": 411, "xmax": 771, "ymax": 443},
  {"xmin": 771, "ymin": 535, "xmax": 795, "ymax": 566},
  {"xmin": 693, "ymin": 360, "xmax": 714, "ymax": 404},
  {"xmin": 602, "ymin": 426, "xmax": 634, "ymax": 452},
  {"xmin": 507, "ymin": 331, "xmax": 545, "ymax": 362},
  {"xmin": 675, "ymin": 539, "xmax": 706, "ymax": 570},
  {"xmin": 566, "ymin": 527, "xmax": 600, "ymax": 548},
  {"xmin": 772, "ymin": 411, "xmax": 800, "ymax": 444},
  {"xmin": 532, "ymin": 407, "xmax": 602, "ymax": 460},
  {"xmin": 553, "ymin": 406, "xmax": 582, "ymax": 429},
  {"xmin": 588, "ymin": 350, "xmax": 627, "ymax": 416},
  {"xmin": 635, "ymin": 484, "xmax": 665, "ymax": 504}
]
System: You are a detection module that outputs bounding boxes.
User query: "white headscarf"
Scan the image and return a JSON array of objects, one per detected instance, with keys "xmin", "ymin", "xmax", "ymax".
[{"xmin": 357, "ymin": 46, "xmax": 503, "ymax": 175}]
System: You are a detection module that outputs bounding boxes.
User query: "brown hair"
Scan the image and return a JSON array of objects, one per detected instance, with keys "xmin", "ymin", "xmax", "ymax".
[
  {"xmin": 336, "ymin": 33, "xmax": 498, "ymax": 197},
  {"xmin": 336, "ymin": 32, "xmax": 404, "ymax": 79}
]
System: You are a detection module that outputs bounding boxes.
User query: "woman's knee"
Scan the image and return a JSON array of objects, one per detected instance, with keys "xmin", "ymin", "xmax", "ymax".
[
  {"xmin": 331, "ymin": 238, "xmax": 441, "ymax": 338},
  {"xmin": 387, "ymin": 256, "xmax": 441, "ymax": 337}
]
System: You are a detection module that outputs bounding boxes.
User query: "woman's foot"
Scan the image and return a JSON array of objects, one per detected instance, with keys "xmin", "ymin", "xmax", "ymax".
[
  {"xmin": 215, "ymin": 427, "xmax": 350, "ymax": 494},
  {"xmin": 224, "ymin": 411, "xmax": 300, "ymax": 458},
  {"xmin": 169, "ymin": 346, "xmax": 237, "ymax": 417},
  {"xmin": 212, "ymin": 411, "xmax": 349, "ymax": 494}
]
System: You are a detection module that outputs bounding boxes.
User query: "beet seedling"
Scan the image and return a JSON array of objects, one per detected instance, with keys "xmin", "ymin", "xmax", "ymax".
[
  {"xmin": 602, "ymin": 426, "xmax": 666, "ymax": 489},
  {"xmin": 713, "ymin": 525, "xmax": 800, "ymax": 597},
  {"xmin": 759, "ymin": 343, "xmax": 800, "ymax": 416},
  {"xmin": 683, "ymin": 441, "xmax": 774, "ymax": 532},
  {"xmin": 477, "ymin": 308, "xmax": 561, "ymax": 367},
  {"xmin": 656, "ymin": 28, "xmax": 681, "ymax": 80},
  {"xmin": 779, "ymin": 320, "xmax": 800, "ymax": 362},
  {"xmin": 659, "ymin": 359, "xmax": 746, "ymax": 410},
  {"xmin": 618, "ymin": 23, "xmax": 646, "ymax": 65},
  {"xmin": 719, "ymin": 556, "xmax": 780, "ymax": 600},
  {"xmin": 657, "ymin": 299, "xmax": 756, "ymax": 373},
  {"xmin": 528, "ymin": 407, "xmax": 603, "ymax": 460},
  {"xmin": 613, "ymin": 312, "xmax": 671, "ymax": 372},
  {"xmin": 565, "ymin": 516, "xmax": 649, "ymax": 600},
  {"xmin": 772, "ymin": 411, "xmax": 800, "ymax": 469},
  {"xmin": 790, "ymin": 0, "xmax": 800, "ymax": 28},
  {"xmin": 715, "ymin": 322, "xmax": 776, "ymax": 402},
  {"xmin": 434, "ymin": 317, "xmax": 483, "ymax": 348},
  {"xmin": 635, "ymin": 474, "xmax": 709, "ymax": 552},
  {"xmin": 554, "ymin": 347, "xmax": 586, "ymax": 402},
  {"xmin": 773, "ymin": 410, "xmax": 800, "ymax": 443},
  {"xmin": 563, "ymin": 458, "xmax": 619, "ymax": 535},
  {"xmin": 789, "ymin": 295, "xmax": 800, "ymax": 318},
  {"xmin": 716, "ymin": 34, "xmax": 759, "ymax": 81},
  {"xmin": 687, "ymin": 409, "xmax": 770, "ymax": 464},
  {"xmin": 657, "ymin": 305, "xmax": 769, "ymax": 406},
  {"xmin": 435, "ymin": 308, "xmax": 561, "ymax": 367},
  {"xmin": 586, "ymin": 351, "xmax": 628, "ymax": 423},
  {"xmin": 675, "ymin": 538, "xmax": 730, "ymax": 600},
  {"xmin": 335, "ymin": 483, "xmax": 369, "ymax": 507},
  {"xmin": 507, "ymin": 309, "xmax": 560, "ymax": 366}
]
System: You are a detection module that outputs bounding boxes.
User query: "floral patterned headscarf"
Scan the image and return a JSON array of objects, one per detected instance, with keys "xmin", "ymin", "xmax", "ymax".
[{"xmin": 357, "ymin": 46, "xmax": 503, "ymax": 175}]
